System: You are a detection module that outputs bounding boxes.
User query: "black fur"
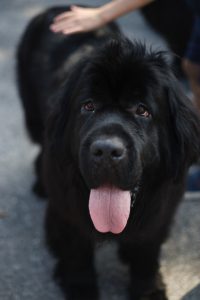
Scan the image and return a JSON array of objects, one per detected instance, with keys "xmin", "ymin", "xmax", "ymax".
[
  {"xmin": 141, "ymin": 0, "xmax": 194, "ymax": 76},
  {"xmin": 17, "ymin": 6, "xmax": 200, "ymax": 300}
]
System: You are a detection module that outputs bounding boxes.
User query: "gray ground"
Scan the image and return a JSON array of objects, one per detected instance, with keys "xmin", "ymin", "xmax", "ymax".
[{"xmin": 0, "ymin": 1, "xmax": 199, "ymax": 299}]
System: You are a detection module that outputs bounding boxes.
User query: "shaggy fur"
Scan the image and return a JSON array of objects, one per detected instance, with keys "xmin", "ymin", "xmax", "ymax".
[{"xmin": 17, "ymin": 6, "xmax": 200, "ymax": 300}]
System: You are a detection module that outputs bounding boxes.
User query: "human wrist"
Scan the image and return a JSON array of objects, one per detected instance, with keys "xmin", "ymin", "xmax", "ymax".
[
  {"xmin": 97, "ymin": 5, "xmax": 118, "ymax": 24},
  {"xmin": 97, "ymin": 0, "xmax": 155, "ymax": 24}
]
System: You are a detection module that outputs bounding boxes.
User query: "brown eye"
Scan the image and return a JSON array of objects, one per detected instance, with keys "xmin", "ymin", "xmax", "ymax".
[
  {"xmin": 83, "ymin": 101, "xmax": 95, "ymax": 112},
  {"xmin": 136, "ymin": 104, "xmax": 150, "ymax": 118}
]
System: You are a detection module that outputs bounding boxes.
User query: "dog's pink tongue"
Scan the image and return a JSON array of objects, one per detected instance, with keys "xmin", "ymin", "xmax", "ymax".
[{"xmin": 89, "ymin": 186, "xmax": 131, "ymax": 234}]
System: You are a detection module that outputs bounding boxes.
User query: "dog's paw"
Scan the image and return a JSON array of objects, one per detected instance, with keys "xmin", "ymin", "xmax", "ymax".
[
  {"xmin": 130, "ymin": 273, "xmax": 168, "ymax": 300},
  {"xmin": 130, "ymin": 289, "xmax": 168, "ymax": 300},
  {"xmin": 54, "ymin": 262, "xmax": 99, "ymax": 300}
]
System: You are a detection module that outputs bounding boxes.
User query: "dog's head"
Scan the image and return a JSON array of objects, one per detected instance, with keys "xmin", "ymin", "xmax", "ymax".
[{"xmin": 47, "ymin": 38, "xmax": 200, "ymax": 234}]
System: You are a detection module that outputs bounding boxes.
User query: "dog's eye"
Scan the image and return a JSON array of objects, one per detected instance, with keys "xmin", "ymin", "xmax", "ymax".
[
  {"xmin": 136, "ymin": 104, "xmax": 151, "ymax": 118},
  {"xmin": 83, "ymin": 101, "xmax": 95, "ymax": 112}
]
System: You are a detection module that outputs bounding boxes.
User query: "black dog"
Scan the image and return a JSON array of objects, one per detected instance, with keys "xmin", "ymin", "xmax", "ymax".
[{"xmin": 17, "ymin": 6, "xmax": 200, "ymax": 300}]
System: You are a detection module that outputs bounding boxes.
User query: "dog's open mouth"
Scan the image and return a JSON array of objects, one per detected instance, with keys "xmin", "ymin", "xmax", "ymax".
[{"xmin": 89, "ymin": 186, "xmax": 131, "ymax": 234}]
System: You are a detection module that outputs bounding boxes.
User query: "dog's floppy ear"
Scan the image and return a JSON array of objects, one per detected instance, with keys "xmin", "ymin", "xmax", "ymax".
[{"xmin": 166, "ymin": 72, "xmax": 200, "ymax": 172}]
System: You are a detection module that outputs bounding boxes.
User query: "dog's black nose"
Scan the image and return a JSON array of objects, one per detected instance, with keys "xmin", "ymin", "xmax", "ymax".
[{"xmin": 90, "ymin": 137, "xmax": 125, "ymax": 161}]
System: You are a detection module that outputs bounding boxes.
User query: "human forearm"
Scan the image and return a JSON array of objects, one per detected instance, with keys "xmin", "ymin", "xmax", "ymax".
[{"xmin": 98, "ymin": 0, "xmax": 155, "ymax": 23}]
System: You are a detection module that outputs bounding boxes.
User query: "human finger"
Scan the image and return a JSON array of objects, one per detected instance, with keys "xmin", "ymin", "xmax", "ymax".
[
  {"xmin": 70, "ymin": 5, "xmax": 80, "ymax": 11},
  {"xmin": 54, "ymin": 10, "xmax": 75, "ymax": 22},
  {"xmin": 70, "ymin": 5, "xmax": 84, "ymax": 12},
  {"xmin": 62, "ymin": 25, "xmax": 83, "ymax": 35},
  {"xmin": 50, "ymin": 18, "xmax": 77, "ymax": 32},
  {"xmin": 54, "ymin": 5, "xmax": 82, "ymax": 22}
]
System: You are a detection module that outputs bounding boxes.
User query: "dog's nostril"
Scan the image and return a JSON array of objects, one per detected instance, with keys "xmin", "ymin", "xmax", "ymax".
[
  {"xmin": 111, "ymin": 148, "xmax": 124, "ymax": 158},
  {"xmin": 91, "ymin": 143, "xmax": 104, "ymax": 157},
  {"xmin": 93, "ymin": 149, "xmax": 103, "ymax": 157}
]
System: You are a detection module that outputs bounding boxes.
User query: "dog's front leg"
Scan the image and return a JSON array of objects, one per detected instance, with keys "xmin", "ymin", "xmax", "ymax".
[
  {"xmin": 45, "ymin": 205, "xmax": 99, "ymax": 300},
  {"xmin": 119, "ymin": 241, "xmax": 167, "ymax": 300}
]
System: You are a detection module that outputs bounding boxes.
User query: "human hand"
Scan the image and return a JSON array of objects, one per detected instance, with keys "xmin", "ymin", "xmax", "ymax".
[{"xmin": 50, "ymin": 6, "xmax": 106, "ymax": 35}]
